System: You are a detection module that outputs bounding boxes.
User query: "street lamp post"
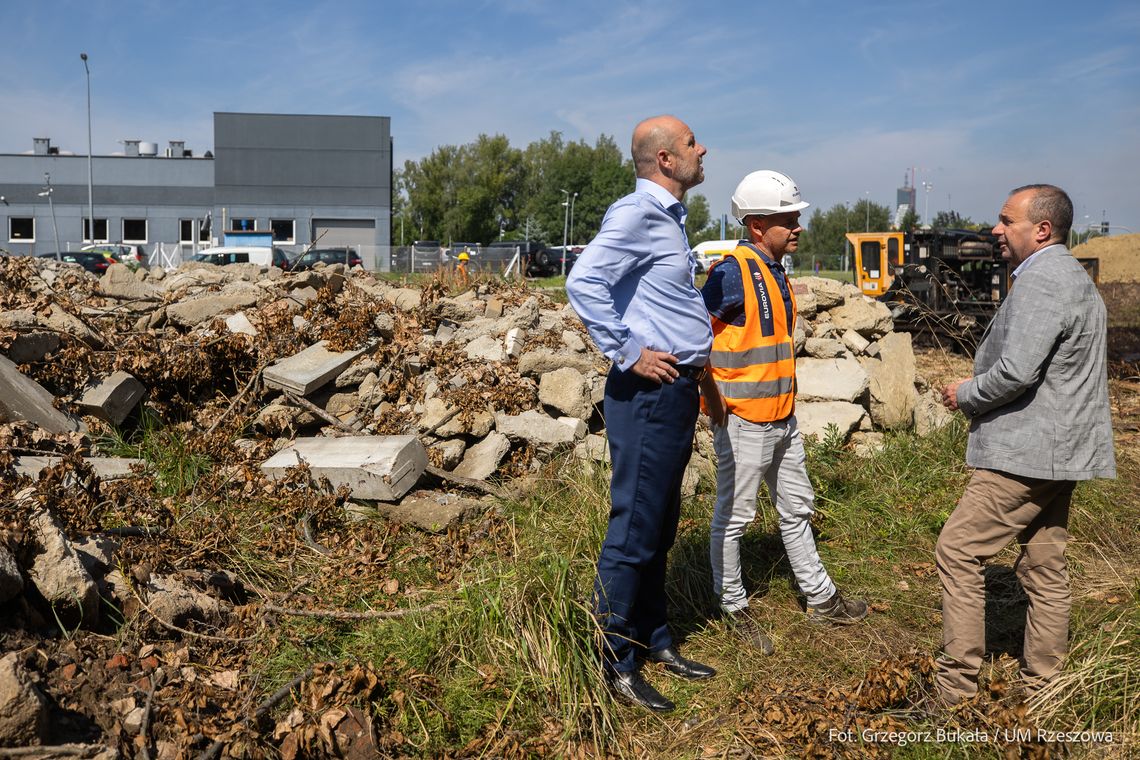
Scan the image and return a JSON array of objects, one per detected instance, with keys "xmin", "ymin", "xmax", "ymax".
[
  {"xmin": 843, "ymin": 201, "xmax": 850, "ymax": 271},
  {"xmin": 38, "ymin": 173, "xmax": 61, "ymax": 260},
  {"xmin": 568, "ymin": 192, "xmax": 578, "ymax": 247},
  {"xmin": 864, "ymin": 190, "xmax": 870, "ymax": 232},
  {"xmin": 560, "ymin": 189, "xmax": 570, "ymax": 277},
  {"xmin": 81, "ymin": 53, "xmax": 94, "ymax": 243}
]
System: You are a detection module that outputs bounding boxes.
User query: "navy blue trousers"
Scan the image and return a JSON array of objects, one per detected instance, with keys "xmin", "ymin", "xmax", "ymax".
[{"xmin": 595, "ymin": 367, "xmax": 699, "ymax": 672}]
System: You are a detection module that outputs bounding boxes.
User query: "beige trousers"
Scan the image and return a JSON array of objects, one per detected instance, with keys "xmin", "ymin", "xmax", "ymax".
[{"xmin": 934, "ymin": 468, "xmax": 1075, "ymax": 701}]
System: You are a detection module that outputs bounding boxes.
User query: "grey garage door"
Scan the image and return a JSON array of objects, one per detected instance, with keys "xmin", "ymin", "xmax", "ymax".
[{"xmin": 311, "ymin": 218, "xmax": 375, "ymax": 248}]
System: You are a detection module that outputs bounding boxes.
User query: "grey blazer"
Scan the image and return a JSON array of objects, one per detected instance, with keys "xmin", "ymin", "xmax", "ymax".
[{"xmin": 957, "ymin": 244, "xmax": 1116, "ymax": 481}]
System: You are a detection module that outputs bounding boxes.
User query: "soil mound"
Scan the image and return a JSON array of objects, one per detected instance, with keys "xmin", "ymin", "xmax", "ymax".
[{"xmin": 1073, "ymin": 233, "xmax": 1140, "ymax": 282}]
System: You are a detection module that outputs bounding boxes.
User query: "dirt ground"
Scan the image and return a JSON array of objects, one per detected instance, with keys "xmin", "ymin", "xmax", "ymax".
[{"xmin": 1073, "ymin": 233, "xmax": 1140, "ymax": 282}]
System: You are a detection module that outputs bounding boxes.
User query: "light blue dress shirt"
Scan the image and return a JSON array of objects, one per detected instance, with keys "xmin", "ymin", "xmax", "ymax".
[{"xmin": 566, "ymin": 178, "xmax": 714, "ymax": 371}]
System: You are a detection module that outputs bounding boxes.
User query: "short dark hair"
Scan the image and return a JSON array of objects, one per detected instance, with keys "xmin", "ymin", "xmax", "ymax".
[{"xmin": 1010, "ymin": 184, "xmax": 1073, "ymax": 243}]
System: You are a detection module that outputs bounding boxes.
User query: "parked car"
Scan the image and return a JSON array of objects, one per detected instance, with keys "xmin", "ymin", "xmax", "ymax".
[
  {"xmin": 483, "ymin": 240, "xmax": 556, "ymax": 277},
  {"xmin": 692, "ymin": 240, "xmax": 739, "ymax": 273},
  {"xmin": 546, "ymin": 245, "xmax": 582, "ymax": 277},
  {"xmin": 290, "ymin": 247, "xmax": 363, "ymax": 271},
  {"xmin": 192, "ymin": 246, "xmax": 292, "ymax": 269},
  {"xmin": 82, "ymin": 243, "xmax": 146, "ymax": 264},
  {"xmin": 36, "ymin": 250, "xmax": 119, "ymax": 275}
]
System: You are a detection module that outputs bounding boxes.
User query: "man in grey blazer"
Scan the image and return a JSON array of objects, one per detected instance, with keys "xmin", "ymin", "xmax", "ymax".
[{"xmin": 936, "ymin": 183, "xmax": 1115, "ymax": 705}]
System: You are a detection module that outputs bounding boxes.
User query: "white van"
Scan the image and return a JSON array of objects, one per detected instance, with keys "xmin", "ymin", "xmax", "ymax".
[
  {"xmin": 192, "ymin": 246, "xmax": 292, "ymax": 269},
  {"xmin": 692, "ymin": 240, "xmax": 740, "ymax": 273}
]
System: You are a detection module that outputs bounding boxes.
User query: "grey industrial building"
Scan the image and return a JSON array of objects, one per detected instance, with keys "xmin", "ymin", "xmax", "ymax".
[{"xmin": 0, "ymin": 112, "xmax": 392, "ymax": 269}]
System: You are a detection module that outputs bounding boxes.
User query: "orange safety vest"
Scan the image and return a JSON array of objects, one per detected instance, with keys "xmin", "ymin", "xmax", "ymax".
[{"xmin": 705, "ymin": 244, "xmax": 797, "ymax": 423}]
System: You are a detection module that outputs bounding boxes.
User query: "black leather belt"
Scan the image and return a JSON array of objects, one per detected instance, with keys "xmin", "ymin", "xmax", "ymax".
[{"xmin": 674, "ymin": 364, "xmax": 706, "ymax": 381}]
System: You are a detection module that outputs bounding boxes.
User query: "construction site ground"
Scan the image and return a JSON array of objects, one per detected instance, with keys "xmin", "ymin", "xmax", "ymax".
[{"xmin": 0, "ymin": 262, "xmax": 1136, "ymax": 759}]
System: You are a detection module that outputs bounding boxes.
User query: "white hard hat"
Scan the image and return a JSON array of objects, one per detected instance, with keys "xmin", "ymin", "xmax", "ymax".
[{"xmin": 730, "ymin": 170, "xmax": 810, "ymax": 223}]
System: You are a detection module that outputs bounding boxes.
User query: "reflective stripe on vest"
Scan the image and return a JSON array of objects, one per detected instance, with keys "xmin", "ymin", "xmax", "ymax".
[{"xmin": 706, "ymin": 245, "xmax": 797, "ymax": 423}]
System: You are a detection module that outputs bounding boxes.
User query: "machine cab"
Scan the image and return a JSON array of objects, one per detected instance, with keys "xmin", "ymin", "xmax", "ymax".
[{"xmin": 846, "ymin": 231, "xmax": 903, "ymax": 297}]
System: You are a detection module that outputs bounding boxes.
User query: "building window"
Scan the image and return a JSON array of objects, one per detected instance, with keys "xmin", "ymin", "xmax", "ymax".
[
  {"xmin": 122, "ymin": 219, "xmax": 148, "ymax": 243},
  {"xmin": 179, "ymin": 219, "xmax": 194, "ymax": 243},
  {"xmin": 83, "ymin": 218, "xmax": 108, "ymax": 243},
  {"xmin": 271, "ymin": 219, "xmax": 295, "ymax": 243},
  {"xmin": 9, "ymin": 218, "xmax": 35, "ymax": 242},
  {"xmin": 231, "ymin": 218, "xmax": 256, "ymax": 231}
]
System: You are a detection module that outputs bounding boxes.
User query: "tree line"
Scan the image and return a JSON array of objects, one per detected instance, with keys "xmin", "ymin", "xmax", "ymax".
[
  {"xmin": 394, "ymin": 133, "xmax": 987, "ymax": 270},
  {"xmin": 394, "ymin": 132, "xmax": 714, "ymax": 248}
]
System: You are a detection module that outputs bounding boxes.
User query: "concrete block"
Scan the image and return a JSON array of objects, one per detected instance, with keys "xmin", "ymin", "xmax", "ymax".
[
  {"xmin": 377, "ymin": 491, "xmax": 482, "ymax": 532},
  {"xmin": 261, "ymin": 435, "xmax": 426, "ymax": 501},
  {"xmin": 452, "ymin": 432, "xmax": 510, "ymax": 481},
  {"xmin": 263, "ymin": 340, "xmax": 368, "ymax": 396},
  {"xmin": 78, "ymin": 371, "xmax": 146, "ymax": 425},
  {"xmin": 4, "ymin": 331, "xmax": 59, "ymax": 363},
  {"xmin": 14, "ymin": 455, "xmax": 146, "ymax": 482},
  {"xmin": 0, "ymin": 354, "xmax": 85, "ymax": 434}
]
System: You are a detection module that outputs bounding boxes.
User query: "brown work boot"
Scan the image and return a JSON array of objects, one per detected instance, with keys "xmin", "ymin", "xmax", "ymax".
[
  {"xmin": 724, "ymin": 608, "xmax": 775, "ymax": 655},
  {"xmin": 806, "ymin": 589, "xmax": 868, "ymax": 625}
]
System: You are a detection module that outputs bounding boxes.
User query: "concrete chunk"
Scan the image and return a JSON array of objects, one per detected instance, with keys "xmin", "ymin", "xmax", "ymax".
[
  {"xmin": 263, "ymin": 340, "xmax": 368, "ymax": 396},
  {"xmin": 14, "ymin": 455, "xmax": 146, "ymax": 482},
  {"xmin": 261, "ymin": 435, "xmax": 426, "ymax": 501},
  {"xmin": 795, "ymin": 401, "xmax": 866, "ymax": 441},
  {"xmin": 78, "ymin": 371, "xmax": 146, "ymax": 426},
  {"xmin": 795, "ymin": 357, "xmax": 869, "ymax": 403},
  {"xmin": 378, "ymin": 491, "xmax": 482, "ymax": 532},
  {"xmin": 452, "ymin": 432, "xmax": 510, "ymax": 481},
  {"xmin": 0, "ymin": 354, "xmax": 85, "ymax": 434}
]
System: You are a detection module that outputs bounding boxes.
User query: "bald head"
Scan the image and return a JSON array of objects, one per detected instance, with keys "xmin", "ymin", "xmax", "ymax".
[
  {"xmin": 630, "ymin": 115, "xmax": 706, "ymax": 199},
  {"xmin": 632, "ymin": 115, "xmax": 684, "ymax": 177}
]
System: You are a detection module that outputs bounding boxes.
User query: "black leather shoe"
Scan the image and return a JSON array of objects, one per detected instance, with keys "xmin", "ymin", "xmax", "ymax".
[
  {"xmin": 644, "ymin": 646, "xmax": 717, "ymax": 680},
  {"xmin": 607, "ymin": 670, "xmax": 675, "ymax": 713}
]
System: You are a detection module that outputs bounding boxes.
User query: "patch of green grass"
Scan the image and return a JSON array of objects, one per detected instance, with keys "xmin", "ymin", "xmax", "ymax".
[{"xmin": 97, "ymin": 408, "xmax": 211, "ymax": 497}]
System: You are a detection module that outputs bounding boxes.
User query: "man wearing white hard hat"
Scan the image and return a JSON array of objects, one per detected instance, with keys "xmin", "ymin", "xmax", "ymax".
[{"xmin": 698, "ymin": 170, "xmax": 868, "ymax": 651}]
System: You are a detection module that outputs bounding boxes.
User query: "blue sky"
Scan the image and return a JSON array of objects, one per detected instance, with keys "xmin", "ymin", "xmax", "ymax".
[{"xmin": 2, "ymin": 0, "xmax": 1138, "ymax": 233}]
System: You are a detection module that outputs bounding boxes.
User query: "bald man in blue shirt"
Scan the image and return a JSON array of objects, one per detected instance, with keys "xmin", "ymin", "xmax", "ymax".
[{"xmin": 567, "ymin": 114, "xmax": 715, "ymax": 713}]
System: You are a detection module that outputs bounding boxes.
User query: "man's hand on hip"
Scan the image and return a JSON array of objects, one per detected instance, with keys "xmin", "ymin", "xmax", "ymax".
[{"xmin": 630, "ymin": 348, "xmax": 679, "ymax": 384}]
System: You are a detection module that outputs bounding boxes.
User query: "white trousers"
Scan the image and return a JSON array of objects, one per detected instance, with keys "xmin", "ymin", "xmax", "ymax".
[{"xmin": 710, "ymin": 414, "xmax": 836, "ymax": 612}]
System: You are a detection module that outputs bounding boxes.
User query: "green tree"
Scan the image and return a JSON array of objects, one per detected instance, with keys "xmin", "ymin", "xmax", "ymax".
[
  {"xmin": 798, "ymin": 200, "xmax": 890, "ymax": 270},
  {"xmin": 685, "ymin": 193, "xmax": 711, "ymax": 237}
]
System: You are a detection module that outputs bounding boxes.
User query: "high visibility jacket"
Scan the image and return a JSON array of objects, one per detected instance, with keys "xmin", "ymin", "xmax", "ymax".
[{"xmin": 706, "ymin": 244, "xmax": 797, "ymax": 423}]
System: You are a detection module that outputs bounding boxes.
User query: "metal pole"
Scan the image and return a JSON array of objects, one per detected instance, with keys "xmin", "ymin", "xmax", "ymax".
[
  {"xmin": 864, "ymin": 190, "xmax": 870, "ymax": 232},
  {"xmin": 81, "ymin": 53, "xmax": 94, "ymax": 243},
  {"xmin": 40, "ymin": 173, "xmax": 61, "ymax": 260},
  {"xmin": 569, "ymin": 192, "xmax": 578, "ymax": 246},
  {"xmin": 844, "ymin": 202, "xmax": 850, "ymax": 271},
  {"xmin": 560, "ymin": 189, "xmax": 569, "ymax": 277}
]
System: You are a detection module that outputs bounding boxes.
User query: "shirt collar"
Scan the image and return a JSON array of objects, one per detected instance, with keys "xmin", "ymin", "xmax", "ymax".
[
  {"xmin": 635, "ymin": 177, "xmax": 686, "ymax": 223},
  {"xmin": 1011, "ymin": 243, "xmax": 1061, "ymax": 279}
]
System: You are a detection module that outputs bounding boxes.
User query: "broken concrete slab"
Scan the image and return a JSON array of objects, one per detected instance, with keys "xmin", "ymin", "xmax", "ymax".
[
  {"xmin": 165, "ymin": 290, "xmax": 261, "ymax": 327},
  {"xmin": 841, "ymin": 328, "xmax": 870, "ymax": 355},
  {"xmin": 378, "ymin": 491, "xmax": 483, "ymax": 532},
  {"xmin": 224, "ymin": 311, "xmax": 258, "ymax": 336},
  {"xmin": 0, "ymin": 354, "xmax": 86, "ymax": 434},
  {"xmin": 0, "ymin": 653, "xmax": 49, "ymax": 746},
  {"xmin": 27, "ymin": 506, "xmax": 101, "ymax": 627},
  {"xmin": 495, "ymin": 410, "xmax": 579, "ymax": 450},
  {"xmin": 263, "ymin": 340, "xmax": 368, "ymax": 396},
  {"xmin": 77, "ymin": 371, "xmax": 146, "ymax": 426},
  {"xmin": 465, "ymin": 335, "xmax": 505, "ymax": 363},
  {"xmin": 452, "ymin": 432, "xmax": 510, "ymax": 481},
  {"xmin": 538, "ymin": 367, "xmax": 592, "ymax": 420},
  {"xmin": 3, "ymin": 330, "xmax": 59, "ymax": 363},
  {"xmin": 429, "ymin": 438, "xmax": 466, "ymax": 471},
  {"xmin": 99, "ymin": 263, "xmax": 161, "ymax": 300},
  {"xmin": 829, "ymin": 296, "xmax": 894, "ymax": 338},
  {"xmin": 13, "ymin": 455, "xmax": 146, "ymax": 482},
  {"xmin": 867, "ymin": 331, "xmax": 918, "ymax": 430},
  {"xmin": 517, "ymin": 348, "xmax": 597, "ymax": 377},
  {"xmin": 261, "ymin": 435, "xmax": 427, "ymax": 501},
  {"xmin": 795, "ymin": 357, "xmax": 869, "ymax": 403},
  {"xmin": 795, "ymin": 401, "xmax": 866, "ymax": 441}
]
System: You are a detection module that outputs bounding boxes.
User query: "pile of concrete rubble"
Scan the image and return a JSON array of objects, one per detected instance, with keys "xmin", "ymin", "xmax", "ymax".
[
  {"xmin": 0, "ymin": 257, "xmax": 961, "ymax": 744},
  {"xmin": 1, "ymin": 259, "xmax": 954, "ymax": 515}
]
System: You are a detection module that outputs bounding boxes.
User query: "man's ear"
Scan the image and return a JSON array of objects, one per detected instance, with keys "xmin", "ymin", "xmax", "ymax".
[
  {"xmin": 1036, "ymin": 219, "xmax": 1054, "ymax": 244},
  {"xmin": 657, "ymin": 148, "xmax": 673, "ymax": 174}
]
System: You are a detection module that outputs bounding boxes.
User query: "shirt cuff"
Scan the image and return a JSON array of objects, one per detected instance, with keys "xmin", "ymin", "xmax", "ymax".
[{"xmin": 613, "ymin": 338, "xmax": 643, "ymax": 372}]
